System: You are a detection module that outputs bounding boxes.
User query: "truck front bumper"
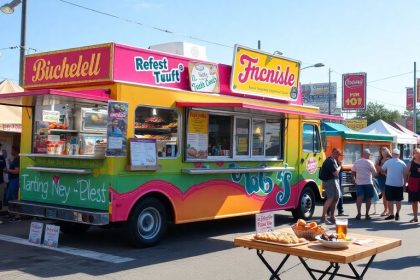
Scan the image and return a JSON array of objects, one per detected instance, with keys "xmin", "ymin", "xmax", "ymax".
[{"xmin": 8, "ymin": 200, "xmax": 109, "ymax": 225}]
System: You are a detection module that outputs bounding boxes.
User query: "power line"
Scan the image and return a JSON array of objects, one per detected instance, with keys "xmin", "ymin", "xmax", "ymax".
[
  {"xmin": 0, "ymin": 46, "xmax": 19, "ymax": 51},
  {"xmin": 0, "ymin": 46, "xmax": 40, "ymax": 52},
  {"xmin": 367, "ymin": 84, "xmax": 402, "ymax": 94},
  {"xmin": 369, "ymin": 72, "xmax": 413, "ymax": 83},
  {"xmin": 57, "ymin": 0, "xmax": 232, "ymax": 48}
]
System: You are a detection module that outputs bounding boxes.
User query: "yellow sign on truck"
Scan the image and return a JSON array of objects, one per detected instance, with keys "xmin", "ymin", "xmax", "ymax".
[{"xmin": 230, "ymin": 45, "xmax": 300, "ymax": 101}]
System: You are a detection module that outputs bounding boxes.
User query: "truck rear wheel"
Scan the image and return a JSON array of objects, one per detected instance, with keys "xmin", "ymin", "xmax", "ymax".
[
  {"xmin": 292, "ymin": 186, "xmax": 315, "ymax": 220},
  {"xmin": 127, "ymin": 197, "xmax": 167, "ymax": 248}
]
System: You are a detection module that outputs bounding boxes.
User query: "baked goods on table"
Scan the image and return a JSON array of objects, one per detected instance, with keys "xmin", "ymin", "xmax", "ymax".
[
  {"xmin": 254, "ymin": 231, "xmax": 306, "ymax": 244},
  {"xmin": 292, "ymin": 219, "xmax": 326, "ymax": 240}
]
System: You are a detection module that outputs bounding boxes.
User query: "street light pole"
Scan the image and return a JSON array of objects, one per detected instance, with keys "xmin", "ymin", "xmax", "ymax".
[
  {"xmin": 301, "ymin": 63, "xmax": 324, "ymax": 70},
  {"xmin": 1, "ymin": 0, "xmax": 26, "ymax": 86},
  {"xmin": 19, "ymin": 0, "xmax": 27, "ymax": 86}
]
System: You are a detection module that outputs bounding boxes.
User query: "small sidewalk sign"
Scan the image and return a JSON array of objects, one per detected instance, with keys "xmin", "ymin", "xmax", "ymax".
[
  {"xmin": 43, "ymin": 224, "xmax": 60, "ymax": 248},
  {"xmin": 255, "ymin": 212, "xmax": 274, "ymax": 233},
  {"xmin": 28, "ymin": 222, "xmax": 44, "ymax": 245}
]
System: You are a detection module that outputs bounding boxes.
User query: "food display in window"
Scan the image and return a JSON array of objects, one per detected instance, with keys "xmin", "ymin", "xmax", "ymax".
[
  {"xmin": 81, "ymin": 108, "xmax": 107, "ymax": 132},
  {"xmin": 134, "ymin": 108, "xmax": 178, "ymax": 158},
  {"xmin": 186, "ymin": 147, "xmax": 208, "ymax": 159},
  {"xmin": 144, "ymin": 116, "xmax": 165, "ymax": 123}
]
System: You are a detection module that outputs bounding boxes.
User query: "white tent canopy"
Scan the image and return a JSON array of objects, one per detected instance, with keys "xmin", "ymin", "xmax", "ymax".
[
  {"xmin": 0, "ymin": 80, "xmax": 22, "ymax": 132},
  {"xmin": 360, "ymin": 119, "xmax": 417, "ymax": 145}
]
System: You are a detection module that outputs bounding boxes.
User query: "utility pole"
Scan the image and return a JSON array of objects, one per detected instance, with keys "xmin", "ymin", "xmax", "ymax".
[
  {"xmin": 414, "ymin": 62, "xmax": 417, "ymax": 133},
  {"xmin": 328, "ymin": 68, "xmax": 331, "ymax": 115}
]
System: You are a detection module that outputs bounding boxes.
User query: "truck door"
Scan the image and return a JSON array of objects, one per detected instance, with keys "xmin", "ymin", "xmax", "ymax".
[{"xmin": 301, "ymin": 122, "xmax": 323, "ymax": 179}]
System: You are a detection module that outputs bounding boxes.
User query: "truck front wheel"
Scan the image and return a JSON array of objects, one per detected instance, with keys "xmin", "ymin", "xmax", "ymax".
[
  {"xmin": 292, "ymin": 186, "xmax": 315, "ymax": 220},
  {"xmin": 127, "ymin": 197, "xmax": 167, "ymax": 248}
]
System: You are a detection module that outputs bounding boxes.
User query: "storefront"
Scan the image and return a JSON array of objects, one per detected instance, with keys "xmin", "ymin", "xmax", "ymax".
[{"xmin": 322, "ymin": 122, "xmax": 393, "ymax": 196}]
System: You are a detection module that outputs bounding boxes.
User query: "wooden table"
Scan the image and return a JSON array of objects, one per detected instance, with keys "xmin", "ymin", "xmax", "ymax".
[{"xmin": 234, "ymin": 232, "xmax": 401, "ymax": 280}]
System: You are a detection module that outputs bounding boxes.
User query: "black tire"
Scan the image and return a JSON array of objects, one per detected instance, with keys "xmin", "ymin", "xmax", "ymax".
[
  {"xmin": 127, "ymin": 197, "xmax": 167, "ymax": 248},
  {"xmin": 59, "ymin": 222, "xmax": 90, "ymax": 234},
  {"xmin": 292, "ymin": 186, "xmax": 315, "ymax": 220}
]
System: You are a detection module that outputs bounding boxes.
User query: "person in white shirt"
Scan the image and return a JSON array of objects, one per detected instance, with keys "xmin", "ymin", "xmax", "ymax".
[
  {"xmin": 352, "ymin": 149, "xmax": 378, "ymax": 220},
  {"xmin": 381, "ymin": 148, "xmax": 407, "ymax": 221}
]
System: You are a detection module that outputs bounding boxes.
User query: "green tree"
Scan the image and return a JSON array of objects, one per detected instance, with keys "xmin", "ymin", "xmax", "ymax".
[{"xmin": 355, "ymin": 102, "xmax": 401, "ymax": 125}]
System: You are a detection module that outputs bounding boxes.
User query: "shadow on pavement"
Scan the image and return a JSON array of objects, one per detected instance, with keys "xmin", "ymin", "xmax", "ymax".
[{"xmin": 0, "ymin": 212, "xmax": 297, "ymax": 278}]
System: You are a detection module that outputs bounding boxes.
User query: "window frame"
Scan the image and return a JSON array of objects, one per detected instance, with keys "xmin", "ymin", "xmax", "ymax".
[
  {"xmin": 185, "ymin": 108, "xmax": 284, "ymax": 162},
  {"xmin": 302, "ymin": 123, "xmax": 321, "ymax": 153},
  {"xmin": 134, "ymin": 105, "xmax": 181, "ymax": 159}
]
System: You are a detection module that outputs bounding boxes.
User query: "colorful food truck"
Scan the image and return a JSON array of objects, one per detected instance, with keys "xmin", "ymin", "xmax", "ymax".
[
  {"xmin": 321, "ymin": 122, "xmax": 393, "ymax": 198},
  {"xmin": 1, "ymin": 43, "xmax": 341, "ymax": 247}
]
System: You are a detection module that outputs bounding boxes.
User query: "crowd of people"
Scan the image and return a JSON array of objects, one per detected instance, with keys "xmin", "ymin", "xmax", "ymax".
[
  {"xmin": 320, "ymin": 146, "xmax": 420, "ymax": 224},
  {"xmin": 0, "ymin": 144, "xmax": 20, "ymax": 224}
]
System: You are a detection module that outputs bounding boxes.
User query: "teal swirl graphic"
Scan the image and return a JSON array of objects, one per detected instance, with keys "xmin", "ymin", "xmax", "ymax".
[
  {"xmin": 276, "ymin": 171, "xmax": 292, "ymax": 205},
  {"xmin": 230, "ymin": 163, "xmax": 274, "ymax": 195}
]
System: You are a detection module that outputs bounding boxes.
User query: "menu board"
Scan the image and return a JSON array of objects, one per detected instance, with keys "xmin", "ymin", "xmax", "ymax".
[
  {"xmin": 130, "ymin": 138, "xmax": 158, "ymax": 167},
  {"xmin": 186, "ymin": 111, "xmax": 209, "ymax": 159}
]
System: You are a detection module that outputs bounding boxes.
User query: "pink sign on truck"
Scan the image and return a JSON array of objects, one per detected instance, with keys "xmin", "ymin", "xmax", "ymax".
[
  {"xmin": 113, "ymin": 44, "xmax": 191, "ymax": 91},
  {"xmin": 24, "ymin": 43, "xmax": 113, "ymax": 89}
]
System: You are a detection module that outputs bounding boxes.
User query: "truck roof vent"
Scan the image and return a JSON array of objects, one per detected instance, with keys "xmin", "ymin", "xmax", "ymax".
[{"xmin": 148, "ymin": 42, "xmax": 207, "ymax": 60}]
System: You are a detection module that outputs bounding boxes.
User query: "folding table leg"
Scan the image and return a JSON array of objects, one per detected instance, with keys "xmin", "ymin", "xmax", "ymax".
[
  {"xmin": 348, "ymin": 255, "xmax": 376, "ymax": 279},
  {"xmin": 256, "ymin": 250, "xmax": 290, "ymax": 280}
]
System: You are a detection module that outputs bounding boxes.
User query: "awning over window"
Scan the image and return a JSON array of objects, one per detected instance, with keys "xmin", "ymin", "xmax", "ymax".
[
  {"xmin": 0, "ymin": 89, "xmax": 111, "ymax": 107},
  {"xmin": 176, "ymin": 101, "xmax": 344, "ymax": 121}
]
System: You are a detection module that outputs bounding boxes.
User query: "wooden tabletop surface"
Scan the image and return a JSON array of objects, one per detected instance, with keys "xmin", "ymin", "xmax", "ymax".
[{"xmin": 234, "ymin": 232, "xmax": 401, "ymax": 264}]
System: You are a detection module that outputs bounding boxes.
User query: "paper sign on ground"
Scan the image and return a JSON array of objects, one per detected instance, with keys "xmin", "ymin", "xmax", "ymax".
[
  {"xmin": 28, "ymin": 222, "xmax": 43, "ymax": 245},
  {"xmin": 43, "ymin": 224, "xmax": 60, "ymax": 248}
]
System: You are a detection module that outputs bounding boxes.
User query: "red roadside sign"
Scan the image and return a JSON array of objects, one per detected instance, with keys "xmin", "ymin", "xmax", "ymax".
[
  {"xmin": 407, "ymin": 87, "xmax": 414, "ymax": 111},
  {"xmin": 342, "ymin": 73, "xmax": 367, "ymax": 110}
]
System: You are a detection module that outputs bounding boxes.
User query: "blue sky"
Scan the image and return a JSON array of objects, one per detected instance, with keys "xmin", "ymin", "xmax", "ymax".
[{"xmin": 1, "ymin": 0, "xmax": 419, "ymax": 113}]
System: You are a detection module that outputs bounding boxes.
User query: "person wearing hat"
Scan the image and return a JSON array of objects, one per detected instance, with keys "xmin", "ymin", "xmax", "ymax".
[
  {"xmin": 381, "ymin": 148, "xmax": 407, "ymax": 221},
  {"xmin": 351, "ymin": 148, "xmax": 378, "ymax": 220}
]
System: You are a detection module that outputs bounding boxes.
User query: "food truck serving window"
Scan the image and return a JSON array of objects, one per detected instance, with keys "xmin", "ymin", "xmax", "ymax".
[
  {"xmin": 134, "ymin": 106, "xmax": 179, "ymax": 158},
  {"xmin": 343, "ymin": 143, "xmax": 362, "ymax": 165},
  {"xmin": 186, "ymin": 109, "xmax": 283, "ymax": 161},
  {"xmin": 32, "ymin": 97, "xmax": 108, "ymax": 156}
]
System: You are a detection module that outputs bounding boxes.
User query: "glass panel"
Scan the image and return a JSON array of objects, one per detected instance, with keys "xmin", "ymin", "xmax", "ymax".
[
  {"xmin": 265, "ymin": 121, "xmax": 282, "ymax": 157},
  {"xmin": 303, "ymin": 124, "xmax": 314, "ymax": 152},
  {"xmin": 252, "ymin": 119, "xmax": 265, "ymax": 156},
  {"xmin": 343, "ymin": 143, "xmax": 362, "ymax": 165},
  {"xmin": 208, "ymin": 115, "xmax": 232, "ymax": 157},
  {"xmin": 363, "ymin": 144, "xmax": 382, "ymax": 163},
  {"xmin": 302, "ymin": 124, "xmax": 321, "ymax": 153},
  {"xmin": 134, "ymin": 107, "xmax": 179, "ymax": 158},
  {"xmin": 402, "ymin": 144, "xmax": 412, "ymax": 161},
  {"xmin": 236, "ymin": 118, "xmax": 250, "ymax": 156},
  {"xmin": 314, "ymin": 125, "xmax": 321, "ymax": 152}
]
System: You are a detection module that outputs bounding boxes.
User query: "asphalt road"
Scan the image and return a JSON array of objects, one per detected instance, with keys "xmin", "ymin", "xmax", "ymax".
[{"xmin": 0, "ymin": 195, "xmax": 419, "ymax": 280}]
